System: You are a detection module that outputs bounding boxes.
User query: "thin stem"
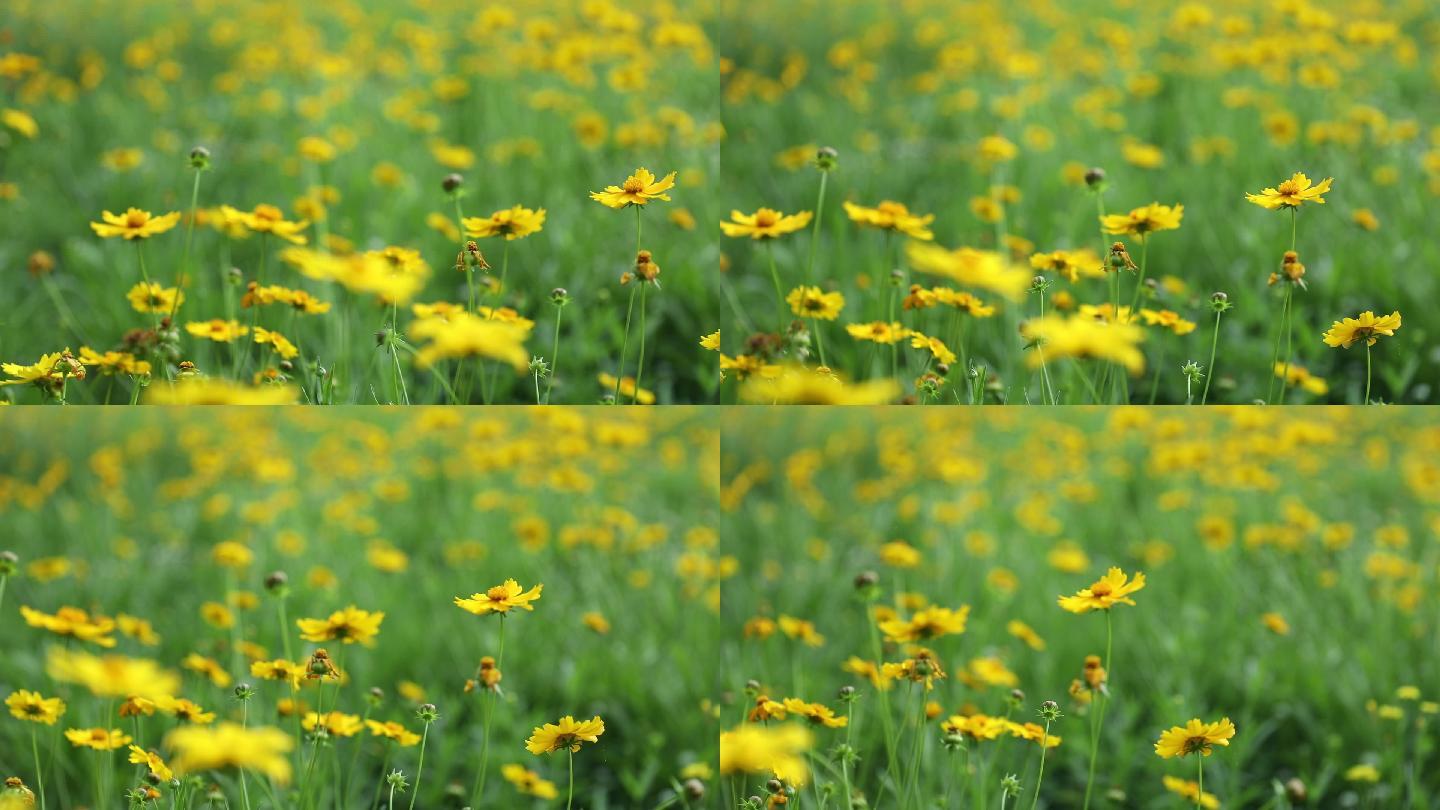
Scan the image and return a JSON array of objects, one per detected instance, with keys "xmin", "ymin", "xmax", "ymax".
[
  {"xmin": 1201, "ymin": 309, "xmax": 1222, "ymax": 404},
  {"xmin": 813, "ymin": 317, "xmax": 828, "ymax": 368},
  {"xmin": 840, "ymin": 703, "xmax": 854, "ymax": 809},
  {"xmin": 1125, "ymin": 237, "xmax": 1149, "ymax": 320},
  {"xmin": 767, "ymin": 241, "xmax": 787, "ymax": 330},
  {"xmin": 1037, "ymin": 289, "xmax": 1055, "ymax": 404},
  {"xmin": 806, "ymin": 171, "xmax": 829, "ymax": 283},
  {"xmin": 239, "ymin": 700, "xmax": 252, "ymax": 810},
  {"xmin": 1028, "ymin": 721, "xmax": 1051, "ymax": 810},
  {"xmin": 1266, "ymin": 286, "xmax": 1291, "ymax": 403},
  {"xmin": 471, "ymin": 616, "xmax": 506, "ymax": 804},
  {"xmin": 566, "ymin": 748, "xmax": 575, "ymax": 810},
  {"xmin": 407, "ymin": 724, "xmax": 429, "ymax": 810},
  {"xmin": 1196, "ymin": 757, "xmax": 1204, "ymax": 809},
  {"xmin": 173, "ymin": 169, "xmax": 203, "ymax": 323},
  {"xmin": 32, "ymin": 725, "xmax": 46, "ymax": 810},
  {"xmin": 544, "ymin": 307, "xmax": 564, "ymax": 404},
  {"xmin": 1365, "ymin": 342, "xmax": 1372, "ymax": 404},
  {"xmin": 633, "ymin": 283, "xmax": 649, "ymax": 404},
  {"xmin": 614, "ymin": 285, "xmax": 638, "ymax": 403},
  {"xmin": 1278, "ymin": 286, "xmax": 1295, "ymax": 404}
]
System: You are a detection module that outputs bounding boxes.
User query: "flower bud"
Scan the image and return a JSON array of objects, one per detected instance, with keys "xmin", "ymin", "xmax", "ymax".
[
  {"xmin": 189, "ymin": 146, "xmax": 211, "ymax": 170},
  {"xmin": 442, "ymin": 173, "xmax": 464, "ymax": 193},
  {"xmin": 766, "ymin": 779, "xmax": 784, "ymax": 794},
  {"xmin": 683, "ymin": 778, "xmax": 705, "ymax": 800},
  {"xmin": 854, "ymin": 571, "xmax": 878, "ymax": 589},
  {"xmin": 550, "ymin": 287, "xmax": 570, "ymax": 306},
  {"xmin": 264, "ymin": 571, "xmax": 288, "ymax": 593},
  {"xmin": 0, "ymin": 550, "xmax": 18, "ymax": 576}
]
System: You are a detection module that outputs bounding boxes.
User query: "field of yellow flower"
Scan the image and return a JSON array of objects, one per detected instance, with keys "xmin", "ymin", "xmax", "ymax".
[
  {"xmin": 0, "ymin": 0, "xmax": 719, "ymax": 404},
  {"xmin": 719, "ymin": 407, "xmax": 1440, "ymax": 807},
  {"xmin": 716, "ymin": 0, "xmax": 1438, "ymax": 404},
  {"xmin": 0, "ymin": 408, "xmax": 720, "ymax": 808}
]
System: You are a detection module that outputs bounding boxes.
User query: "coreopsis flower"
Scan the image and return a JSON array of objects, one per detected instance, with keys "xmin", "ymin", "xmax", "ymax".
[
  {"xmin": 1100, "ymin": 203, "xmax": 1184, "ymax": 236},
  {"xmin": 242, "ymin": 284, "xmax": 331, "ymax": 314},
  {"xmin": 1022, "ymin": 317, "xmax": 1146, "ymax": 375},
  {"xmin": 5, "ymin": 690, "xmax": 66, "ymax": 725},
  {"xmin": 598, "ymin": 373, "xmax": 656, "ymax": 404},
  {"xmin": 20, "ymin": 605, "xmax": 117, "ymax": 647},
  {"xmin": 1162, "ymin": 776, "xmax": 1220, "ymax": 808},
  {"xmin": 127, "ymin": 282, "xmax": 184, "ymax": 314},
  {"xmin": 146, "ymin": 379, "xmax": 299, "ymax": 405},
  {"xmin": 502, "ymin": 763, "xmax": 560, "ymax": 799},
  {"xmin": 46, "ymin": 648, "xmax": 181, "ymax": 700},
  {"xmin": 160, "ymin": 697, "xmax": 216, "ymax": 725},
  {"xmin": 1007, "ymin": 620, "xmax": 1046, "ymax": 651},
  {"xmin": 589, "ymin": 168, "xmax": 676, "ymax": 208},
  {"xmin": 220, "ymin": 204, "xmax": 310, "ymax": 244},
  {"xmin": 1321, "ymin": 310, "xmax": 1401, "ymax": 348},
  {"xmin": 719, "ymin": 723, "xmax": 813, "ymax": 786},
  {"xmin": 941, "ymin": 713, "xmax": 1008, "ymax": 742},
  {"xmin": 64, "ymin": 727, "xmax": 133, "ymax": 750},
  {"xmin": 905, "ymin": 243, "xmax": 1030, "ymax": 299},
  {"xmin": 119, "ymin": 696, "xmax": 157, "ymax": 718},
  {"xmin": 78, "ymin": 348, "xmax": 150, "ymax": 377},
  {"xmin": 1138, "ymin": 309, "xmax": 1197, "ymax": 335},
  {"xmin": 1154, "ymin": 717, "xmax": 1236, "ymax": 758},
  {"xmin": 909, "ymin": 333, "xmax": 956, "ymax": 365},
  {"xmin": 932, "ymin": 288, "xmax": 996, "ymax": 316},
  {"xmin": 90, "ymin": 208, "xmax": 181, "ymax": 240},
  {"xmin": 366, "ymin": 720, "xmax": 422, "ymax": 746},
  {"xmin": 720, "ymin": 208, "xmax": 813, "ymax": 239},
  {"xmin": 166, "ymin": 723, "xmax": 295, "ymax": 784},
  {"xmin": 1274, "ymin": 363, "xmax": 1328, "ymax": 396},
  {"xmin": 1082, "ymin": 655, "xmax": 1107, "ymax": 692},
  {"xmin": 303, "ymin": 712, "xmax": 364, "ymax": 737},
  {"xmin": 1344, "ymin": 764, "xmax": 1381, "ymax": 782},
  {"xmin": 748, "ymin": 696, "xmax": 788, "ymax": 722},
  {"xmin": 720, "ymin": 353, "xmax": 781, "ymax": 382},
  {"xmin": 525, "ymin": 715, "xmax": 605, "ymax": 754},
  {"xmin": 739, "ymin": 366, "xmax": 898, "ymax": 405},
  {"xmin": 409, "ymin": 312, "xmax": 529, "ymax": 371},
  {"xmin": 181, "ymin": 654, "xmax": 232, "ymax": 688},
  {"xmin": 296, "ymin": 605, "xmax": 385, "ymax": 645},
  {"xmin": 1058, "ymin": 568, "xmax": 1147, "ymax": 613},
  {"xmin": 1245, "ymin": 172, "xmax": 1333, "ymax": 209},
  {"xmin": 777, "ymin": 615, "xmax": 824, "ymax": 646},
  {"xmin": 878, "ymin": 606, "xmax": 970, "ymax": 643},
  {"xmin": 1007, "ymin": 721, "xmax": 1063, "ymax": 748},
  {"xmin": 253, "ymin": 327, "xmax": 299, "ymax": 360},
  {"xmin": 700, "ymin": 330, "xmax": 720, "ymax": 351},
  {"xmin": 455, "ymin": 580, "xmax": 543, "ymax": 616},
  {"xmin": 1030, "ymin": 249, "xmax": 1104, "ymax": 283},
  {"xmin": 463, "ymin": 205, "xmax": 547, "ymax": 240},
  {"xmin": 786, "ymin": 286, "xmax": 845, "ymax": 320},
  {"xmin": 842, "ymin": 200, "xmax": 934, "ymax": 240},
  {"xmin": 128, "ymin": 746, "xmax": 174, "ymax": 781},
  {"xmin": 846, "ymin": 321, "xmax": 910, "ymax": 345},
  {"xmin": 881, "ymin": 648, "xmax": 946, "ymax": 690},
  {"xmin": 581, "ymin": 612, "xmax": 610, "ymax": 634},
  {"xmin": 464, "ymin": 656, "xmax": 503, "ymax": 694},
  {"xmin": 779, "ymin": 699, "xmax": 848, "ymax": 728},
  {"xmin": 1, "ymin": 351, "xmax": 85, "ymax": 390},
  {"xmin": 251, "ymin": 659, "xmax": 304, "ymax": 688},
  {"xmin": 185, "ymin": 319, "xmax": 250, "ymax": 343}
]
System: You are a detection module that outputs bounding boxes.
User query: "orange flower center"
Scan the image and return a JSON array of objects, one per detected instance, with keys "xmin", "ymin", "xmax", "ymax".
[
  {"xmin": 126, "ymin": 212, "xmax": 148, "ymax": 228},
  {"xmin": 1090, "ymin": 581, "xmax": 1114, "ymax": 597},
  {"xmin": 622, "ymin": 177, "xmax": 646, "ymax": 193},
  {"xmin": 754, "ymin": 211, "xmax": 778, "ymax": 227},
  {"xmin": 486, "ymin": 585, "xmax": 510, "ymax": 601}
]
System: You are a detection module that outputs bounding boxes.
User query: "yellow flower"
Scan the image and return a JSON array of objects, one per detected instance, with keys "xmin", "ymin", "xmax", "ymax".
[
  {"xmin": 777, "ymin": 615, "xmax": 824, "ymax": 646},
  {"xmin": 719, "ymin": 723, "xmax": 813, "ymax": 786},
  {"xmin": 1138, "ymin": 309, "xmax": 1197, "ymax": 335},
  {"xmin": 1352, "ymin": 208, "xmax": 1380, "ymax": 231},
  {"xmin": 186, "ymin": 319, "xmax": 250, "ymax": 343},
  {"xmin": 251, "ymin": 659, "xmax": 304, "ymax": 689},
  {"xmin": 1057, "ymin": 567, "xmax": 1147, "ymax": 613},
  {"xmin": 1154, "ymin": 717, "xmax": 1236, "ymax": 758},
  {"xmin": 589, "ymin": 168, "xmax": 676, "ymax": 208},
  {"xmin": 1274, "ymin": 363, "xmax": 1328, "ymax": 396},
  {"xmin": 909, "ymin": 332, "xmax": 956, "ymax": 365},
  {"xmin": 160, "ymin": 697, "xmax": 217, "ymax": 725},
  {"xmin": 700, "ymin": 330, "xmax": 720, "ymax": 351},
  {"xmin": 297, "ymin": 136, "xmax": 337, "ymax": 163},
  {"xmin": 1, "ymin": 108, "xmax": 38, "ymax": 138},
  {"xmin": 502, "ymin": 763, "xmax": 559, "ymax": 799},
  {"xmin": 878, "ymin": 605, "xmax": 970, "ymax": 643},
  {"xmin": 786, "ymin": 286, "xmax": 845, "ymax": 320},
  {"xmin": 1321, "ymin": 310, "xmax": 1401, "ymax": 348},
  {"xmin": 525, "ymin": 715, "xmax": 605, "ymax": 754},
  {"xmin": 128, "ymin": 746, "xmax": 174, "ymax": 781},
  {"xmin": 220, "ymin": 204, "xmax": 310, "ymax": 245},
  {"xmin": 166, "ymin": 723, "xmax": 294, "ymax": 784},
  {"xmin": 409, "ymin": 312, "xmax": 529, "ymax": 371},
  {"xmin": 906, "ymin": 243, "xmax": 1030, "ymax": 299},
  {"xmin": 1261, "ymin": 612, "xmax": 1291, "ymax": 635},
  {"xmin": 303, "ymin": 712, "xmax": 364, "ymax": 737},
  {"xmin": 1100, "ymin": 203, "xmax": 1184, "ymax": 236},
  {"xmin": 365, "ymin": 720, "xmax": 421, "ymax": 746},
  {"xmin": 46, "ymin": 648, "xmax": 180, "ymax": 700},
  {"xmin": 780, "ymin": 699, "xmax": 848, "ymax": 728},
  {"xmin": 1246, "ymin": 172, "xmax": 1334, "ymax": 210},
  {"xmin": 20, "ymin": 605, "xmax": 117, "ymax": 647},
  {"xmin": 1030, "ymin": 249, "xmax": 1104, "ymax": 283},
  {"xmin": 842, "ymin": 200, "xmax": 934, "ymax": 240},
  {"xmin": 977, "ymin": 135, "xmax": 1018, "ymax": 162},
  {"xmin": 2, "ymin": 776, "xmax": 37, "ymax": 808},
  {"xmin": 6, "ymin": 690, "xmax": 66, "ymax": 725},
  {"xmin": 253, "ymin": 327, "xmax": 299, "ymax": 360},
  {"xmin": 598, "ymin": 373, "xmax": 656, "ymax": 404},
  {"xmin": 79, "ymin": 347, "xmax": 150, "ymax": 377},
  {"xmin": 66, "ymin": 727, "xmax": 133, "ymax": 750},
  {"xmin": 1006, "ymin": 620, "xmax": 1046, "ymax": 651},
  {"xmin": 1, "ymin": 351, "xmax": 84, "ymax": 389},
  {"xmin": 581, "ymin": 612, "xmax": 611, "ymax": 634},
  {"xmin": 145, "ymin": 379, "xmax": 299, "ymax": 405},
  {"xmin": 182, "ymin": 654, "xmax": 232, "ymax": 688},
  {"xmin": 455, "ymin": 579, "xmax": 543, "ymax": 616},
  {"xmin": 296, "ymin": 606, "xmax": 385, "ymax": 645},
  {"xmin": 1023, "ymin": 316, "xmax": 1146, "ymax": 376},
  {"xmin": 90, "ymin": 208, "xmax": 181, "ymax": 240},
  {"xmin": 720, "ymin": 208, "xmax": 813, "ymax": 239},
  {"xmin": 846, "ymin": 321, "xmax": 910, "ymax": 345},
  {"xmin": 1162, "ymin": 776, "xmax": 1219, "ymax": 808},
  {"xmin": 463, "ymin": 205, "xmax": 547, "ymax": 240},
  {"xmin": 1345, "ymin": 763, "xmax": 1381, "ymax": 782},
  {"xmin": 739, "ymin": 367, "xmax": 897, "ymax": 405}
]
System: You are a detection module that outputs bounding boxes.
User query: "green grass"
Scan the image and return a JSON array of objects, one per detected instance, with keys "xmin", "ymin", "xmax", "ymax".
[
  {"xmin": 720, "ymin": 407, "xmax": 1440, "ymax": 808},
  {"xmin": 0, "ymin": 0, "xmax": 720, "ymax": 404},
  {"xmin": 0, "ymin": 407, "xmax": 720, "ymax": 808},
  {"xmin": 716, "ymin": 0, "xmax": 1438, "ymax": 404}
]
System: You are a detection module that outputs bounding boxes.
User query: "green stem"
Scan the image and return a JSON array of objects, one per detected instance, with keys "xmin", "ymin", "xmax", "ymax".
[
  {"xmin": 1028, "ymin": 720, "xmax": 1052, "ymax": 810},
  {"xmin": 806, "ymin": 171, "xmax": 829, "ymax": 284},
  {"xmin": 1196, "ymin": 756, "xmax": 1204, "ymax": 809},
  {"xmin": 566, "ymin": 748, "xmax": 575, "ymax": 810},
  {"xmin": 813, "ymin": 317, "xmax": 828, "ymax": 368},
  {"xmin": 471, "ymin": 616, "xmax": 506, "ymax": 805},
  {"xmin": 1125, "ymin": 236, "xmax": 1148, "ymax": 320},
  {"xmin": 1037, "ymin": 289, "xmax": 1054, "ymax": 404},
  {"xmin": 1365, "ymin": 342, "xmax": 1372, "ymax": 404},
  {"xmin": 545, "ymin": 307, "xmax": 564, "ymax": 404},
  {"xmin": 1278, "ymin": 286, "xmax": 1295, "ymax": 404},
  {"xmin": 32, "ymin": 725, "xmax": 46, "ymax": 810},
  {"xmin": 1201, "ymin": 309, "xmax": 1222, "ymax": 404},
  {"xmin": 240, "ymin": 700, "xmax": 252, "ymax": 810},
  {"xmin": 173, "ymin": 169, "xmax": 203, "ymax": 323},
  {"xmin": 407, "ymin": 724, "xmax": 429, "ymax": 810},
  {"xmin": 767, "ymin": 241, "xmax": 787, "ymax": 331},
  {"xmin": 614, "ymin": 285, "xmax": 638, "ymax": 403},
  {"xmin": 633, "ymin": 283, "xmax": 649, "ymax": 404}
]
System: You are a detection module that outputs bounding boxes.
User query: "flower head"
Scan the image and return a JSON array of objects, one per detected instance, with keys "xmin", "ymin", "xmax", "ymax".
[
  {"xmin": 65, "ymin": 727, "xmax": 133, "ymax": 750},
  {"xmin": 6, "ymin": 690, "xmax": 66, "ymax": 725},
  {"xmin": 127, "ymin": 282, "xmax": 185, "ymax": 314},
  {"xmin": 1023, "ymin": 317, "xmax": 1146, "ymax": 376},
  {"xmin": 843, "ymin": 200, "xmax": 934, "ymax": 240},
  {"xmin": 1057, "ymin": 568, "xmax": 1146, "ymax": 613},
  {"xmin": 721, "ymin": 208, "xmax": 813, "ymax": 240},
  {"xmin": 525, "ymin": 714, "xmax": 605, "ymax": 754},
  {"xmin": 463, "ymin": 205, "xmax": 547, "ymax": 240},
  {"xmin": 590, "ymin": 168, "xmax": 676, "ymax": 208},
  {"xmin": 786, "ymin": 286, "xmax": 845, "ymax": 320},
  {"xmin": 1321, "ymin": 311, "xmax": 1401, "ymax": 349},
  {"xmin": 502, "ymin": 763, "xmax": 559, "ymax": 799},
  {"xmin": 455, "ymin": 580, "xmax": 543, "ymax": 616},
  {"xmin": 1246, "ymin": 172, "xmax": 1333, "ymax": 210},
  {"xmin": 165, "ymin": 722, "xmax": 294, "ymax": 784},
  {"xmin": 1101, "ymin": 203, "xmax": 1183, "ymax": 236},
  {"xmin": 296, "ymin": 606, "xmax": 385, "ymax": 645},
  {"xmin": 1154, "ymin": 717, "xmax": 1236, "ymax": 758},
  {"xmin": 91, "ymin": 208, "xmax": 181, "ymax": 240}
]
